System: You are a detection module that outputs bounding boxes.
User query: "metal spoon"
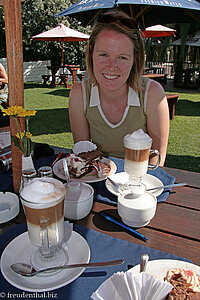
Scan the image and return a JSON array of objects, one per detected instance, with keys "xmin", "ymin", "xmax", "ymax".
[
  {"xmin": 146, "ymin": 182, "xmax": 187, "ymax": 191},
  {"xmin": 140, "ymin": 254, "xmax": 149, "ymax": 272},
  {"xmin": 107, "ymin": 177, "xmax": 123, "ymax": 195},
  {"xmin": 11, "ymin": 259, "xmax": 124, "ymax": 277},
  {"xmin": 63, "ymin": 157, "xmax": 70, "ymax": 183}
]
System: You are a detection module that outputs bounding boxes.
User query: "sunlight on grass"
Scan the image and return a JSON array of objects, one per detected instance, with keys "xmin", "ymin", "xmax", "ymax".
[{"xmin": 24, "ymin": 83, "xmax": 200, "ymax": 173}]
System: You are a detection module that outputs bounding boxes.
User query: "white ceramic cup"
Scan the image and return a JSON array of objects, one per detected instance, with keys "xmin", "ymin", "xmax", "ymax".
[{"xmin": 118, "ymin": 190, "xmax": 157, "ymax": 228}]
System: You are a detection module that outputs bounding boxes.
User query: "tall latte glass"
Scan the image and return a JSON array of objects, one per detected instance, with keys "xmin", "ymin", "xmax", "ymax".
[
  {"xmin": 20, "ymin": 177, "xmax": 67, "ymax": 270},
  {"xmin": 123, "ymin": 129, "xmax": 161, "ymax": 192}
]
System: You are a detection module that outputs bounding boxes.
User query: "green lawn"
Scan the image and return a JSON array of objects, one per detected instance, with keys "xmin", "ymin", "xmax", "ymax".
[{"xmin": 22, "ymin": 82, "xmax": 200, "ymax": 173}]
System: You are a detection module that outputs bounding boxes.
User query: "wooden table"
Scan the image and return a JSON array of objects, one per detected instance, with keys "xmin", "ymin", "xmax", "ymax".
[
  {"xmin": 0, "ymin": 165, "xmax": 199, "ymax": 265},
  {"xmin": 65, "ymin": 65, "xmax": 80, "ymax": 84},
  {"xmin": 44, "ymin": 65, "xmax": 81, "ymax": 87},
  {"xmin": 76, "ymin": 167, "xmax": 200, "ymax": 265},
  {"xmin": 165, "ymin": 94, "xmax": 179, "ymax": 120}
]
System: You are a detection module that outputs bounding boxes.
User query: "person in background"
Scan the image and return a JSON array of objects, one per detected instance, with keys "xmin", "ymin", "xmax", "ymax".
[
  {"xmin": 0, "ymin": 63, "xmax": 8, "ymax": 85},
  {"xmin": 69, "ymin": 9, "xmax": 169, "ymax": 166},
  {"xmin": 0, "ymin": 62, "xmax": 8, "ymax": 105}
]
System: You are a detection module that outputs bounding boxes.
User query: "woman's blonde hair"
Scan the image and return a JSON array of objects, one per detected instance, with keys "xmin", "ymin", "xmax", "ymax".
[{"xmin": 86, "ymin": 9, "xmax": 145, "ymax": 92}]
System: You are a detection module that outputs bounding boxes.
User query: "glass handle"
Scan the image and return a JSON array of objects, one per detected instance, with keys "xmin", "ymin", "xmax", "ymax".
[
  {"xmin": 148, "ymin": 150, "xmax": 161, "ymax": 170},
  {"xmin": 39, "ymin": 217, "xmax": 52, "ymax": 258}
]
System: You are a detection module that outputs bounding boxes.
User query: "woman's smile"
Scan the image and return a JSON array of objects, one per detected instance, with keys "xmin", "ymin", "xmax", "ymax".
[{"xmin": 102, "ymin": 73, "xmax": 120, "ymax": 80}]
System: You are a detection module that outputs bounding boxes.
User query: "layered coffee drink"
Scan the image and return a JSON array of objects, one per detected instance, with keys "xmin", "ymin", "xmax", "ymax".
[
  {"xmin": 124, "ymin": 129, "xmax": 152, "ymax": 178},
  {"xmin": 20, "ymin": 177, "xmax": 66, "ymax": 247}
]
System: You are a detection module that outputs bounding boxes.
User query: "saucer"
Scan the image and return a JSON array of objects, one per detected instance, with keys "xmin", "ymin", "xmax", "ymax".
[
  {"xmin": 1, "ymin": 230, "xmax": 90, "ymax": 292},
  {"xmin": 105, "ymin": 172, "xmax": 163, "ymax": 197}
]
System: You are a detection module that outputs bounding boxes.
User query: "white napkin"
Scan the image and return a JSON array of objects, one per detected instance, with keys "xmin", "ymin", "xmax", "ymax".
[{"xmin": 91, "ymin": 272, "xmax": 173, "ymax": 300}]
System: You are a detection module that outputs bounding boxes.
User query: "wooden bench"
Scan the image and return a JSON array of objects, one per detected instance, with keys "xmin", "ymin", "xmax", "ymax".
[
  {"xmin": 165, "ymin": 94, "xmax": 179, "ymax": 120},
  {"xmin": 42, "ymin": 74, "xmax": 70, "ymax": 88}
]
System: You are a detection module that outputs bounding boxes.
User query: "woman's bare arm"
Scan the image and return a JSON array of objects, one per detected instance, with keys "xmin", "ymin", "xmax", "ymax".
[
  {"xmin": 146, "ymin": 80, "xmax": 169, "ymax": 166},
  {"xmin": 69, "ymin": 82, "xmax": 90, "ymax": 143},
  {"xmin": 0, "ymin": 63, "xmax": 8, "ymax": 84}
]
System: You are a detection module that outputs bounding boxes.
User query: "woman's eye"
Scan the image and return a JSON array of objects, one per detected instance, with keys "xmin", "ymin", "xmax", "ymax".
[
  {"xmin": 99, "ymin": 53, "xmax": 108, "ymax": 57},
  {"xmin": 119, "ymin": 56, "xmax": 128, "ymax": 60}
]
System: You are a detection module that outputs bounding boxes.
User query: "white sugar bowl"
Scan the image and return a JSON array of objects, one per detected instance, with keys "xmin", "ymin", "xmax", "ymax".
[
  {"xmin": 118, "ymin": 191, "xmax": 157, "ymax": 228},
  {"xmin": 64, "ymin": 181, "xmax": 94, "ymax": 220}
]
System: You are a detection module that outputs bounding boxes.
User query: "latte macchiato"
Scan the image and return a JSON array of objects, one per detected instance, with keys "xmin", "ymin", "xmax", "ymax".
[
  {"xmin": 20, "ymin": 177, "xmax": 66, "ymax": 247},
  {"xmin": 124, "ymin": 129, "xmax": 152, "ymax": 178}
]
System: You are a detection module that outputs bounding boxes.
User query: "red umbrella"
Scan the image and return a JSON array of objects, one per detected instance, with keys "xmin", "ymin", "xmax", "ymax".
[
  {"xmin": 32, "ymin": 23, "xmax": 90, "ymax": 65},
  {"xmin": 141, "ymin": 25, "xmax": 176, "ymax": 38}
]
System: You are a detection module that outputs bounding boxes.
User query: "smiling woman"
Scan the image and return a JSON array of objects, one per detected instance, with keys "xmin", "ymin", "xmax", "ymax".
[{"xmin": 68, "ymin": 9, "xmax": 169, "ymax": 166}]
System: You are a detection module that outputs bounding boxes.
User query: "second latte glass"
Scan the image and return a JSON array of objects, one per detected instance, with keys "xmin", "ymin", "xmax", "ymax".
[{"xmin": 123, "ymin": 129, "xmax": 161, "ymax": 193}]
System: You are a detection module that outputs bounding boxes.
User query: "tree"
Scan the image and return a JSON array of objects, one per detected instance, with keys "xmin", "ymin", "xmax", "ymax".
[{"xmin": 21, "ymin": 0, "xmax": 90, "ymax": 67}]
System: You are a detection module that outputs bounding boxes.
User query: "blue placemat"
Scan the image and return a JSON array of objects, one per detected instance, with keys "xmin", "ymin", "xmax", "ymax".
[
  {"xmin": 0, "ymin": 223, "xmax": 190, "ymax": 300},
  {"xmin": 91, "ymin": 157, "xmax": 175, "ymax": 206}
]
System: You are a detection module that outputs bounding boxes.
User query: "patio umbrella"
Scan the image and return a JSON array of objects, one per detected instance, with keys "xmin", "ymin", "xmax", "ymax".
[
  {"xmin": 55, "ymin": 0, "xmax": 200, "ymax": 29},
  {"xmin": 32, "ymin": 23, "xmax": 90, "ymax": 65},
  {"xmin": 141, "ymin": 25, "xmax": 176, "ymax": 38}
]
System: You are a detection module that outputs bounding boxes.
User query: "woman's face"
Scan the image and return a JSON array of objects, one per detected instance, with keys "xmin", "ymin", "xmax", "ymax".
[{"xmin": 92, "ymin": 29, "xmax": 134, "ymax": 92}]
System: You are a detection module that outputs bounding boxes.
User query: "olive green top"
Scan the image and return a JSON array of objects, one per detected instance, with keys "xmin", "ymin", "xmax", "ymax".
[{"xmin": 81, "ymin": 77, "xmax": 151, "ymax": 158}]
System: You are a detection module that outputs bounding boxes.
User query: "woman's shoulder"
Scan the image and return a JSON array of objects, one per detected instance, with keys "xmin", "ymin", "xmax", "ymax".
[{"xmin": 69, "ymin": 82, "xmax": 83, "ymax": 99}]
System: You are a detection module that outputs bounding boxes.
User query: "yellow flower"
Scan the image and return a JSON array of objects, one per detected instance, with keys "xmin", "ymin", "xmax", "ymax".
[
  {"xmin": 2, "ymin": 105, "xmax": 25, "ymax": 116},
  {"xmin": 2, "ymin": 105, "xmax": 37, "ymax": 118},
  {"xmin": 1, "ymin": 105, "xmax": 37, "ymax": 157},
  {"xmin": 26, "ymin": 132, "xmax": 32, "ymax": 138},
  {"xmin": 16, "ymin": 132, "xmax": 25, "ymax": 139}
]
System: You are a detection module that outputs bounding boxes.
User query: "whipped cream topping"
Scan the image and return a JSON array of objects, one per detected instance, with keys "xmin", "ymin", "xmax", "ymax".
[
  {"xmin": 66, "ymin": 153, "xmax": 87, "ymax": 176},
  {"xmin": 124, "ymin": 129, "xmax": 152, "ymax": 150},
  {"xmin": 166, "ymin": 269, "xmax": 200, "ymax": 293},
  {"xmin": 20, "ymin": 177, "xmax": 66, "ymax": 205}
]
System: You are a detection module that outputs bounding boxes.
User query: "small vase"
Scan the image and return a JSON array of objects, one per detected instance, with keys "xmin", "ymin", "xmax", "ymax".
[{"xmin": 22, "ymin": 154, "xmax": 35, "ymax": 171}]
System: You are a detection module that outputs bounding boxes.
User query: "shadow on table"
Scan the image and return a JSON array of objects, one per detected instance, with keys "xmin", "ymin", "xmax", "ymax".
[
  {"xmin": 175, "ymin": 99, "xmax": 200, "ymax": 117},
  {"xmin": 92, "ymin": 209, "xmax": 124, "ymax": 233},
  {"xmin": 165, "ymin": 154, "xmax": 200, "ymax": 173},
  {"xmin": 30, "ymin": 108, "xmax": 71, "ymax": 135}
]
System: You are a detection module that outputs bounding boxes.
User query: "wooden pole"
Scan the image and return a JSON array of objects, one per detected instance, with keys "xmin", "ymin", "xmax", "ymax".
[{"xmin": 4, "ymin": 0, "xmax": 24, "ymax": 193}]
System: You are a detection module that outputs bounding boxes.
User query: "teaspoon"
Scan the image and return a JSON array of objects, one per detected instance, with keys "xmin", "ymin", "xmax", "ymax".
[{"xmin": 11, "ymin": 259, "xmax": 124, "ymax": 277}]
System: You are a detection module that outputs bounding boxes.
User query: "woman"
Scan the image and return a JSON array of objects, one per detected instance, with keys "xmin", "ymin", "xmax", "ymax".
[{"xmin": 69, "ymin": 9, "xmax": 169, "ymax": 166}]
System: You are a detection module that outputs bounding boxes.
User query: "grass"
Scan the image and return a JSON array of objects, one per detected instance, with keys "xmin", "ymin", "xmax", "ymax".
[{"xmin": 8, "ymin": 82, "xmax": 200, "ymax": 173}]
